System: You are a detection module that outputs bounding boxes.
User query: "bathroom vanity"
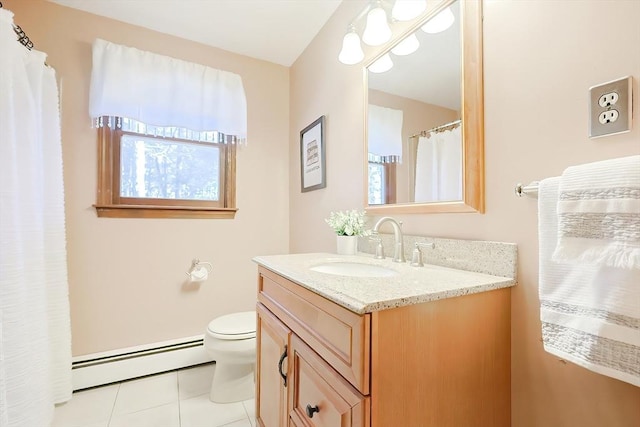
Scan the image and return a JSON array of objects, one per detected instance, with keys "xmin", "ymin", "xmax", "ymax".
[{"xmin": 253, "ymin": 252, "xmax": 516, "ymax": 427}]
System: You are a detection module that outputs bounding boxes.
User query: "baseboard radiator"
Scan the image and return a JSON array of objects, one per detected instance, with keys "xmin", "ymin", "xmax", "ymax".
[{"xmin": 72, "ymin": 335, "xmax": 214, "ymax": 391}]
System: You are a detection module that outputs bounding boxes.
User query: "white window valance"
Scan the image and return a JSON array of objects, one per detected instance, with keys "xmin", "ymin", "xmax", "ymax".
[
  {"xmin": 368, "ymin": 104, "xmax": 403, "ymax": 160},
  {"xmin": 89, "ymin": 38, "xmax": 247, "ymax": 140}
]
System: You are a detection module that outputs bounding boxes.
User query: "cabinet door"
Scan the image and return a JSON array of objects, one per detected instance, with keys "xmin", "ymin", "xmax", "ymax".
[
  {"xmin": 289, "ymin": 335, "xmax": 369, "ymax": 427},
  {"xmin": 258, "ymin": 267, "xmax": 371, "ymax": 394},
  {"xmin": 257, "ymin": 303, "xmax": 291, "ymax": 427}
]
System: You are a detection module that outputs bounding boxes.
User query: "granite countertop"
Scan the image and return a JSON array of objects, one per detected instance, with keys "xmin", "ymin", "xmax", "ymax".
[{"xmin": 253, "ymin": 253, "xmax": 516, "ymax": 314}]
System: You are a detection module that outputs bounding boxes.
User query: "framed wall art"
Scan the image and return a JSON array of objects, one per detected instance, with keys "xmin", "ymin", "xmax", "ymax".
[{"xmin": 300, "ymin": 116, "xmax": 326, "ymax": 192}]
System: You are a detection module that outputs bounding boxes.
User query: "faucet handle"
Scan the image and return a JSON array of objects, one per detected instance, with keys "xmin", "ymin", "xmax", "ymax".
[
  {"xmin": 410, "ymin": 242, "xmax": 435, "ymax": 267},
  {"xmin": 416, "ymin": 242, "xmax": 435, "ymax": 250},
  {"xmin": 375, "ymin": 241, "xmax": 385, "ymax": 259},
  {"xmin": 410, "ymin": 246, "xmax": 423, "ymax": 267},
  {"xmin": 369, "ymin": 233, "xmax": 385, "ymax": 259}
]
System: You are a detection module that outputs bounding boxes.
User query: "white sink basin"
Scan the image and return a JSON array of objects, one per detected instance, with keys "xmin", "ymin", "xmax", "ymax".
[{"xmin": 310, "ymin": 262, "xmax": 398, "ymax": 278}]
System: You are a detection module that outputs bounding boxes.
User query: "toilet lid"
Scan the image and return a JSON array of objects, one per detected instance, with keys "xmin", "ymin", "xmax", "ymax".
[{"xmin": 207, "ymin": 311, "xmax": 256, "ymax": 340}]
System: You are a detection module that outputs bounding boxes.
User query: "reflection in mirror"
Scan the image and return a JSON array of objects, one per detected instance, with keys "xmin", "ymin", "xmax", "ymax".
[{"xmin": 365, "ymin": 0, "xmax": 484, "ymax": 214}]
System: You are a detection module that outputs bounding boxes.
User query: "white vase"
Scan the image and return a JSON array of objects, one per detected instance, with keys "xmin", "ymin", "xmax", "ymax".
[{"xmin": 336, "ymin": 235, "xmax": 358, "ymax": 255}]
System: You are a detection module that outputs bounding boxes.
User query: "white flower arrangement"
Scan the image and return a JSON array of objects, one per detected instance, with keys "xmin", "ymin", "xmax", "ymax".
[{"xmin": 325, "ymin": 210, "xmax": 369, "ymax": 236}]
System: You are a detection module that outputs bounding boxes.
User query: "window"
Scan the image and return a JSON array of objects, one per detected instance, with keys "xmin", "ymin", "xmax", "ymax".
[
  {"xmin": 368, "ymin": 162, "xmax": 385, "ymax": 205},
  {"xmin": 89, "ymin": 40, "xmax": 247, "ymax": 219},
  {"xmin": 95, "ymin": 117, "xmax": 237, "ymax": 219},
  {"xmin": 368, "ymin": 157, "xmax": 397, "ymax": 205}
]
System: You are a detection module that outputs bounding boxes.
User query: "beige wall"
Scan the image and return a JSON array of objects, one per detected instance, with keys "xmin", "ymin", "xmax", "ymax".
[
  {"xmin": 6, "ymin": 0, "xmax": 290, "ymax": 356},
  {"xmin": 290, "ymin": 1, "xmax": 640, "ymax": 426},
  {"xmin": 368, "ymin": 89, "xmax": 459, "ymax": 136}
]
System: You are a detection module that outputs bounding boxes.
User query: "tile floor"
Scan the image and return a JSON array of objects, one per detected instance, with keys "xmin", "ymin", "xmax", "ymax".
[{"xmin": 52, "ymin": 363, "xmax": 256, "ymax": 427}]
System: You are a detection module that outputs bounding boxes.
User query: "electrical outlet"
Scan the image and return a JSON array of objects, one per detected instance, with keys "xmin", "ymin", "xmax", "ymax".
[
  {"xmin": 589, "ymin": 76, "xmax": 633, "ymax": 138},
  {"xmin": 598, "ymin": 109, "xmax": 619, "ymax": 124},
  {"xmin": 598, "ymin": 92, "xmax": 619, "ymax": 108}
]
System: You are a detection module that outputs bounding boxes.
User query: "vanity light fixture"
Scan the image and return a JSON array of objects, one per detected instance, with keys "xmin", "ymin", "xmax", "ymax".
[
  {"xmin": 338, "ymin": 26, "xmax": 365, "ymax": 65},
  {"xmin": 421, "ymin": 6, "xmax": 455, "ymax": 34},
  {"xmin": 337, "ymin": 0, "xmax": 426, "ymax": 65},
  {"xmin": 390, "ymin": 33, "xmax": 420, "ymax": 55},
  {"xmin": 362, "ymin": 1, "xmax": 392, "ymax": 46},
  {"xmin": 368, "ymin": 53, "xmax": 393, "ymax": 73},
  {"xmin": 391, "ymin": 0, "xmax": 426, "ymax": 21}
]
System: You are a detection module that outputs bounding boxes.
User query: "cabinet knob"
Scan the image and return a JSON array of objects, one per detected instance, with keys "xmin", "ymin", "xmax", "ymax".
[{"xmin": 305, "ymin": 404, "xmax": 320, "ymax": 418}]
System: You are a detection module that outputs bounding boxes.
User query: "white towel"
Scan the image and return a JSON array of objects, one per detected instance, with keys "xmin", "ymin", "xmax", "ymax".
[
  {"xmin": 539, "ymin": 177, "xmax": 640, "ymax": 387},
  {"xmin": 553, "ymin": 155, "xmax": 640, "ymax": 270}
]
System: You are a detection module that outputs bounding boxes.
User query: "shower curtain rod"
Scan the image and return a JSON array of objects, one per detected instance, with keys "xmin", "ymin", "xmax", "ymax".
[
  {"xmin": 0, "ymin": 2, "xmax": 34, "ymax": 50},
  {"xmin": 410, "ymin": 119, "xmax": 462, "ymax": 138}
]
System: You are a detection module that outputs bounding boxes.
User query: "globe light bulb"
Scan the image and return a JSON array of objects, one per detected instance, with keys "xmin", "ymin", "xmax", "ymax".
[
  {"xmin": 368, "ymin": 54, "xmax": 393, "ymax": 73},
  {"xmin": 421, "ymin": 7, "xmax": 455, "ymax": 34},
  {"xmin": 391, "ymin": 33, "xmax": 420, "ymax": 56},
  {"xmin": 362, "ymin": 6, "xmax": 391, "ymax": 46},
  {"xmin": 338, "ymin": 31, "xmax": 364, "ymax": 65},
  {"xmin": 392, "ymin": 0, "xmax": 426, "ymax": 21}
]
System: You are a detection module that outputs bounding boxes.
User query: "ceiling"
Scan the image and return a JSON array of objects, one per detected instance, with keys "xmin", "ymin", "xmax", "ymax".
[
  {"xmin": 47, "ymin": 0, "xmax": 460, "ymax": 109},
  {"xmin": 48, "ymin": 0, "xmax": 343, "ymax": 66}
]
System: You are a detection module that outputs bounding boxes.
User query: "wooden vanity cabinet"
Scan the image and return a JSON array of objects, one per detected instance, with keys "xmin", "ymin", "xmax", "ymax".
[
  {"xmin": 256, "ymin": 304, "xmax": 291, "ymax": 427},
  {"xmin": 256, "ymin": 266, "xmax": 511, "ymax": 427}
]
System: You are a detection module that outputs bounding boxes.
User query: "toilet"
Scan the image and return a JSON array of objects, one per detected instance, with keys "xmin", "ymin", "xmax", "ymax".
[{"xmin": 204, "ymin": 311, "xmax": 257, "ymax": 403}]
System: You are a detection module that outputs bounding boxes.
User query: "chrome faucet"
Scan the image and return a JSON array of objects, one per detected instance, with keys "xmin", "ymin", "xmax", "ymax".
[{"xmin": 372, "ymin": 217, "xmax": 405, "ymax": 263}]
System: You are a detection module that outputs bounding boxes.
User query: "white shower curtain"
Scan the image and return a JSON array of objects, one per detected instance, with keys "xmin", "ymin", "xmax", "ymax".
[
  {"xmin": 414, "ymin": 126, "xmax": 462, "ymax": 202},
  {"xmin": 0, "ymin": 8, "xmax": 72, "ymax": 427}
]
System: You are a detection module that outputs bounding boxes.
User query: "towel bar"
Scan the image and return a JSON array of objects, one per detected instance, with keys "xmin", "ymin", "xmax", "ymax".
[{"xmin": 515, "ymin": 181, "xmax": 539, "ymax": 198}]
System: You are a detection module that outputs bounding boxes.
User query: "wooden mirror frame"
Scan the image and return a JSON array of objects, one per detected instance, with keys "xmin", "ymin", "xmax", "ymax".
[{"xmin": 364, "ymin": 0, "xmax": 484, "ymax": 214}]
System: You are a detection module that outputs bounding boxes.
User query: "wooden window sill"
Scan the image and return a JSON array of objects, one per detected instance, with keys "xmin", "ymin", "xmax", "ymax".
[{"xmin": 94, "ymin": 204, "xmax": 238, "ymax": 219}]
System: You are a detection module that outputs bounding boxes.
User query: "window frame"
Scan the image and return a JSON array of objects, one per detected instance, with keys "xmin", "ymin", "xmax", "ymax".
[{"xmin": 95, "ymin": 119, "xmax": 237, "ymax": 219}]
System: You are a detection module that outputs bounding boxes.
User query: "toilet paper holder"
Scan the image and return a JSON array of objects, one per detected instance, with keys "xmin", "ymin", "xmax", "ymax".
[{"xmin": 186, "ymin": 258, "xmax": 213, "ymax": 282}]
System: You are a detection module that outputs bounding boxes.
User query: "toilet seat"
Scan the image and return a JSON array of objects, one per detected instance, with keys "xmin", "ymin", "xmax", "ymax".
[{"xmin": 207, "ymin": 311, "xmax": 256, "ymax": 340}]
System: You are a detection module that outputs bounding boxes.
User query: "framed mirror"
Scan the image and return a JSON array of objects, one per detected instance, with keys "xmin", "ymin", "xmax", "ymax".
[{"xmin": 364, "ymin": 0, "xmax": 484, "ymax": 214}]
